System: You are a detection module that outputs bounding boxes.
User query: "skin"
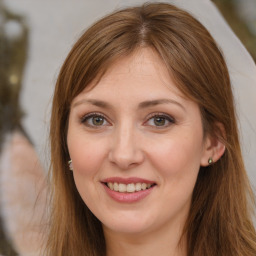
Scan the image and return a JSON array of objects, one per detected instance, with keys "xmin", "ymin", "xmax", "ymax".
[{"xmin": 67, "ymin": 48, "xmax": 224, "ymax": 256}]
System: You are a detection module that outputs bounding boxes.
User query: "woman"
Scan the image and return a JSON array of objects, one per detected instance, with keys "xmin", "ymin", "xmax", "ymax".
[{"xmin": 46, "ymin": 3, "xmax": 256, "ymax": 256}]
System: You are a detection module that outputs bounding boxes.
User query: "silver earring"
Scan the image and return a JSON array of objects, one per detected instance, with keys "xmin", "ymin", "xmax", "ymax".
[
  {"xmin": 208, "ymin": 157, "xmax": 213, "ymax": 165},
  {"xmin": 68, "ymin": 160, "xmax": 73, "ymax": 171}
]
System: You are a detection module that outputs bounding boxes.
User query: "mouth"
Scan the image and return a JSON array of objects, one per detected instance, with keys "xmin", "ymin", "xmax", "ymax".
[
  {"xmin": 104, "ymin": 182, "xmax": 156, "ymax": 193},
  {"xmin": 101, "ymin": 177, "xmax": 156, "ymax": 203}
]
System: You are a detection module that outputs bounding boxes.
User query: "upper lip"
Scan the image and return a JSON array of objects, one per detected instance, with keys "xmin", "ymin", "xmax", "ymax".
[{"xmin": 101, "ymin": 177, "xmax": 156, "ymax": 185}]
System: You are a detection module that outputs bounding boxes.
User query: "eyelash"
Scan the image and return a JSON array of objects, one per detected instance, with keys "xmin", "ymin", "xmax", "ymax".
[
  {"xmin": 80, "ymin": 112, "xmax": 175, "ymax": 128},
  {"xmin": 145, "ymin": 113, "xmax": 175, "ymax": 128},
  {"xmin": 81, "ymin": 112, "xmax": 110, "ymax": 128}
]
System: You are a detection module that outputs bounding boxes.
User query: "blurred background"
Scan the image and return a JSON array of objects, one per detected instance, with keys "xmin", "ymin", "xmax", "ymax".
[{"xmin": 0, "ymin": 0, "xmax": 255, "ymax": 255}]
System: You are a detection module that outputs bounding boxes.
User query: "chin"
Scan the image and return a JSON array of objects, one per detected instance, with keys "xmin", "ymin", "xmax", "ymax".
[
  {"xmin": 104, "ymin": 222, "xmax": 150, "ymax": 235},
  {"xmin": 100, "ymin": 212, "xmax": 156, "ymax": 235}
]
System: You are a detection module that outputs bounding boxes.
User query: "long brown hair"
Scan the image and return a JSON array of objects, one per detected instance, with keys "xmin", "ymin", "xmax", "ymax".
[{"xmin": 46, "ymin": 3, "xmax": 256, "ymax": 255}]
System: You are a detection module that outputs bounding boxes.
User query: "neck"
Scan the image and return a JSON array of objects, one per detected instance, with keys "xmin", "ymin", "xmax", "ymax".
[{"xmin": 104, "ymin": 220, "xmax": 187, "ymax": 256}]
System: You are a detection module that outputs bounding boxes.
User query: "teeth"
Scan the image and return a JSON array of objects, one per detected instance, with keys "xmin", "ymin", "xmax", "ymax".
[
  {"xmin": 108, "ymin": 182, "xmax": 114, "ymax": 190},
  {"xmin": 127, "ymin": 183, "xmax": 135, "ymax": 192},
  {"xmin": 113, "ymin": 182, "xmax": 119, "ymax": 191},
  {"xmin": 141, "ymin": 183, "xmax": 147, "ymax": 190},
  {"xmin": 118, "ymin": 183, "xmax": 126, "ymax": 192},
  {"xmin": 107, "ymin": 182, "xmax": 154, "ymax": 193},
  {"xmin": 135, "ymin": 183, "xmax": 141, "ymax": 191}
]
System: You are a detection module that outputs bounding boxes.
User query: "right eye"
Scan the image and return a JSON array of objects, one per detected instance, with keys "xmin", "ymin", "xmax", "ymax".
[{"xmin": 81, "ymin": 113, "xmax": 110, "ymax": 128}]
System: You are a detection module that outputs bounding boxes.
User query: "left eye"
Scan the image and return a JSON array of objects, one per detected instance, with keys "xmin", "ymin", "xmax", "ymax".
[
  {"xmin": 146, "ymin": 115, "xmax": 175, "ymax": 127},
  {"xmin": 81, "ymin": 114, "xmax": 109, "ymax": 127}
]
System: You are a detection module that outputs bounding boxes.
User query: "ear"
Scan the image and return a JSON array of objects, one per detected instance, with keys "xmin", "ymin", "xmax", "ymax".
[{"xmin": 200, "ymin": 123, "xmax": 226, "ymax": 167}]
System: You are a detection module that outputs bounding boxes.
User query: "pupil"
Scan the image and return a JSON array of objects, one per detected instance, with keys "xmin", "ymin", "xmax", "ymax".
[
  {"xmin": 154, "ymin": 117, "xmax": 165, "ymax": 126},
  {"xmin": 93, "ymin": 116, "xmax": 104, "ymax": 125}
]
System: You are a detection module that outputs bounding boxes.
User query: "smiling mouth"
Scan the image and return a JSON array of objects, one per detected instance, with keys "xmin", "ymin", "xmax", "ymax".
[{"xmin": 104, "ymin": 182, "xmax": 156, "ymax": 193}]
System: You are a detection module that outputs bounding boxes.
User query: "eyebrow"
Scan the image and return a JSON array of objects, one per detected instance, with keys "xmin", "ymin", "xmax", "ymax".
[
  {"xmin": 72, "ymin": 99, "xmax": 113, "ymax": 109},
  {"xmin": 138, "ymin": 99, "xmax": 185, "ymax": 111},
  {"xmin": 72, "ymin": 98, "xmax": 185, "ymax": 111}
]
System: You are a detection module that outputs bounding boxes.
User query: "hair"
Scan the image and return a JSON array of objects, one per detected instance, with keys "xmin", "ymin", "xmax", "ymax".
[{"xmin": 46, "ymin": 2, "xmax": 256, "ymax": 256}]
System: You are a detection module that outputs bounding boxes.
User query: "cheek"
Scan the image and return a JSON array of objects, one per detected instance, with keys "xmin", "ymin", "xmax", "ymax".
[
  {"xmin": 148, "ymin": 132, "xmax": 204, "ymax": 179},
  {"xmin": 67, "ymin": 131, "xmax": 107, "ymax": 178},
  {"xmin": 67, "ymin": 134, "xmax": 108, "ymax": 206}
]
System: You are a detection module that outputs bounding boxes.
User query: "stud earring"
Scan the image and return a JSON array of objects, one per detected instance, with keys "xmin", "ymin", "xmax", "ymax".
[
  {"xmin": 68, "ymin": 160, "xmax": 73, "ymax": 171},
  {"xmin": 208, "ymin": 157, "xmax": 213, "ymax": 165}
]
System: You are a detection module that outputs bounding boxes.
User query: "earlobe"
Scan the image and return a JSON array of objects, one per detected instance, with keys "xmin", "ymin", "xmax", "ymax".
[
  {"xmin": 200, "ymin": 136, "xmax": 225, "ymax": 167},
  {"xmin": 200, "ymin": 123, "xmax": 226, "ymax": 167}
]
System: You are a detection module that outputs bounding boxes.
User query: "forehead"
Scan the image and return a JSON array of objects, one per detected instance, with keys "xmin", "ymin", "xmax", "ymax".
[
  {"xmin": 71, "ymin": 47, "xmax": 202, "ymax": 124},
  {"xmin": 77, "ymin": 48, "xmax": 185, "ymax": 101}
]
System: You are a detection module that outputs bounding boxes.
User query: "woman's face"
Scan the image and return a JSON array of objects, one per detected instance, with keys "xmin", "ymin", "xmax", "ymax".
[{"xmin": 67, "ymin": 48, "xmax": 211, "ymax": 237}]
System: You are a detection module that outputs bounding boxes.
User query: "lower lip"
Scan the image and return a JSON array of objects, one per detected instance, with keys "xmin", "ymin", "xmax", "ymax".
[{"xmin": 102, "ymin": 184, "xmax": 155, "ymax": 203}]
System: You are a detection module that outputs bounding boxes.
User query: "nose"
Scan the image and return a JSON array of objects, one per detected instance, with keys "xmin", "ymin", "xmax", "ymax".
[{"xmin": 108, "ymin": 123, "xmax": 144, "ymax": 170}]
